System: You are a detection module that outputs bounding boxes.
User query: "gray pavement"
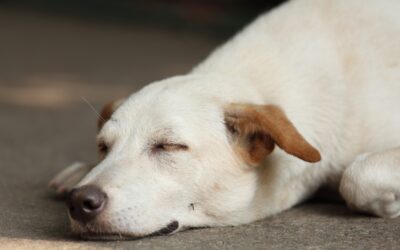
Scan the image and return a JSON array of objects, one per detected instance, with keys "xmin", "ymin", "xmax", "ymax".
[{"xmin": 0, "ymin": 8, "xmax": 399, "ymax": 250}]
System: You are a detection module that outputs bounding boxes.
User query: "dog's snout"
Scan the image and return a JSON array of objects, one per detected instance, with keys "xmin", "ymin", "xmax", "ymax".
[{"xmin": 67, "ymin": 185, "xmax": 107, "ymax": 224}]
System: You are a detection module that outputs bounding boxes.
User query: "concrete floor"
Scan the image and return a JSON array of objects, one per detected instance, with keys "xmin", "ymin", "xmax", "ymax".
[{"xmin": 1, "ymin": 8, "xmax": 399, "ymax": 250}]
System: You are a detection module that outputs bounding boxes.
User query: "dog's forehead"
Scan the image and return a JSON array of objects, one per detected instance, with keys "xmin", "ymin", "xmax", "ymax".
[{"xmin": 109, "ymin": 81, "xmax": 221, "ymax": 136}]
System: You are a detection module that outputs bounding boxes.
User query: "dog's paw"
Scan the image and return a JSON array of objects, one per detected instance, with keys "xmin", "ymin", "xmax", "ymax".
[
  {"xmin": 365, "ymin": 192, "xmax": 400, "ymax": 218},
  {"xmin": 48, "ymin": 162, "xmax": 93, "ymax": 195},
  {"xmin": 342, "ymin": 189, "xmax": 400, "ymax": 218},
  {"xmin": 340, "ymin": 152, "xmax": 400, "ymax": 218}
]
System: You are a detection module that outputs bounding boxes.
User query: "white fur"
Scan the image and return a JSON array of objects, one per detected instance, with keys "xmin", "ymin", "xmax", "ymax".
[{"xmin": 50, "ymin": 0, "xmax": 400, "ymax": 238}]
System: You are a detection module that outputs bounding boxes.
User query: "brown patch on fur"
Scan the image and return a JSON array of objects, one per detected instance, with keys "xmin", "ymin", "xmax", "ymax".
[
  {"xmin": 225, "ymin": 104, "xmax": 321, "ymax": 166},
  {"xmin": 97, "ymin": 99, "xmax": 124, "ymax": 131},
  {"xmin": 212, "ymin": 183, "xmax": 222, "ymax": 192},
  {"xmin": 232, "ymin": 133, "xmax": 275, "ymax": 166},
  {"xmin": 344, "ymin": 54, "xmax": 356, "ymax": 73}
]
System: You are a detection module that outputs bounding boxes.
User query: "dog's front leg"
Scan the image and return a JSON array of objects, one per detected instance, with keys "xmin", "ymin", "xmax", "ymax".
[
  {"xmin": 48, "ymin": 162, "xmax": 94, "ymax": 195},
  {"xmin": 339, "ymin": 147, "xmax": 400, "ymax": 218}
]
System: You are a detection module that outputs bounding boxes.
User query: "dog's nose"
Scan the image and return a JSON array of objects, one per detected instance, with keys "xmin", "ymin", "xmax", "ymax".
[{"xmin": 67, "ymin": 185, "xmax": 107, "ymax": 223}]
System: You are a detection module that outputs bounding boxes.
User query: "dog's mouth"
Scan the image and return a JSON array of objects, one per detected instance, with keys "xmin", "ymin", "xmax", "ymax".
[{"xmin": 77, "ymin": 221, "xmax": 180, "ymax": 241}]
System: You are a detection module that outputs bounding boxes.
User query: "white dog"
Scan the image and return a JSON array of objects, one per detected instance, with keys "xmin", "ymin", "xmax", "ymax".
[{"xmin": 49, "ymin": 0, "xmax": 400, "ymax": 239}]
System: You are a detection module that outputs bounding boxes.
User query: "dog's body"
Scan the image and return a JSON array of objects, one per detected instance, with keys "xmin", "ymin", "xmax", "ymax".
[{"xmin": 50, "ymin": 0, "xmax": 400, "ymax": 239}]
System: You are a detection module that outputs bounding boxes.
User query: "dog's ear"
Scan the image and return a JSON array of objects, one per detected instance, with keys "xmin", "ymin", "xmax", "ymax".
[
  {"xmin": 224, "ymin": 103, "xmax": 321, "ymax": 166},
  {"xmin": 98, "ymin": 99, "xmax": 125, "ymax": 131}
]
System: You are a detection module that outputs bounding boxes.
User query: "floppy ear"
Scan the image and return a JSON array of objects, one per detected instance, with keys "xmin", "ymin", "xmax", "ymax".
[
  {"xmin": 97, "ymin": 99, "xmax": 125, "ymax": 131},
  {"xmin": 224, "ymin": 103, "xmax": 321, "ymax": 166}
]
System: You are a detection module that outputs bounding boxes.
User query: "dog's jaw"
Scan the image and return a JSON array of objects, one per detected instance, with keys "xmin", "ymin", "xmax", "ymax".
[{"xmin": 70, "ymin": 218, "xmax": 182, "ymax": 240}]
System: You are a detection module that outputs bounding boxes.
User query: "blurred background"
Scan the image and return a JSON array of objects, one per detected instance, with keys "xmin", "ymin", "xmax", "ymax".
[{"xmin": 0, "ymin": 0, "xmax": 285, "ymax": 109}]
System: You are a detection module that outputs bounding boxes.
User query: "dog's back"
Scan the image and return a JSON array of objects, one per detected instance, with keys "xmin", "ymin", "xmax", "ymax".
[{"xmin": 195, "ymin": 0, "xmax": 400, "ymax": 170}]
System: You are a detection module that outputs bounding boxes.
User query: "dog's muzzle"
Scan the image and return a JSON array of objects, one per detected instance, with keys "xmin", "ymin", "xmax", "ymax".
[{"xmin": 67, "ymin": 185, "xmax": 180, "ymax": 239}]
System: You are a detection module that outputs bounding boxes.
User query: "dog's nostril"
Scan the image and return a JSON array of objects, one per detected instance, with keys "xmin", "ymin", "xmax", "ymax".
[
  {"xmin": 67, "ymin": 185, "xmax": 107, "ymax": 224},
  {"xmin": 82, "ymin": 197, "xmax": 103, "ymax": 212}
]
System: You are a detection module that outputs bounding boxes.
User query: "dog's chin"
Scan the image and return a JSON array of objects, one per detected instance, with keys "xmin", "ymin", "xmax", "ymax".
[
  {"xmin": 71, "ymin": 220, "xmax": 181, "ymax": 241},
  {"xmin": 79, "ymin": 232, "xmax": 138, "ymax": 241}
]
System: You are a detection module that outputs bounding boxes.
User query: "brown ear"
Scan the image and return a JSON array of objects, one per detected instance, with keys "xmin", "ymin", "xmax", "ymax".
[
  {"xmin": 98, "ymin": 99, "xmax": 125, "ymax": 131},
  {"xmin": 224, "ymin": 103, "xmax": 321, "ymax": 166}
]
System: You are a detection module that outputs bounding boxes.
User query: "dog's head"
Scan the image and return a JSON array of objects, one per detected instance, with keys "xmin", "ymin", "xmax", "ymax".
[{"xmin": 68, "ymin": 75, "xmax": 320, "ymax": 239}]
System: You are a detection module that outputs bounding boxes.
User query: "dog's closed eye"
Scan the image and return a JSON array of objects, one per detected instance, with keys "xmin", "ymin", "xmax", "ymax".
[
  {"xmin": 98, "ymin": 142, "xmax": 109, "ymax": 155},
  {"xmin": 152, "ymin": 143, "xmax": 189, "ymax": 153}
]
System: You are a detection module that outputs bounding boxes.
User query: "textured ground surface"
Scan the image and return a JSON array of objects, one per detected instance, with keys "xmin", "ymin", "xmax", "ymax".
[{"xmin": 1, "ymin": 8, "xmax": 399, "ymax": 250}]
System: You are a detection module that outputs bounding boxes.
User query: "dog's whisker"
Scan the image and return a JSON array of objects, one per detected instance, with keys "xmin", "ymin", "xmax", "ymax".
[{"xmin": 80, "ymin": 96, "xmax": 106, "ymax": 122}]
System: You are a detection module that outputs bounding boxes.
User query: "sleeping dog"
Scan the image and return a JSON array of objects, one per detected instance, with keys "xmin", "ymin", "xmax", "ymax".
[{"xmin": 49, "ymin": 0, "xmax": 400, "ymax": 239}]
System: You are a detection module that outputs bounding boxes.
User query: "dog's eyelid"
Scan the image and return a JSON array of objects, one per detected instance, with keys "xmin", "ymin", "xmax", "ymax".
[
  {"xmin": 96, "ymin": 134, "xmax": 107, "ymax": 144},
  {"xmin": 97, "ymin": 137, "xmax": 113, "ymax": 154},
  {"xmin": 97, "ymin": 141, "xmax": 109, "ymax": 154},
  {"xmin": 151, "ymin": 142, "xmax": 189, "ymax": 153}
]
